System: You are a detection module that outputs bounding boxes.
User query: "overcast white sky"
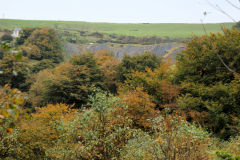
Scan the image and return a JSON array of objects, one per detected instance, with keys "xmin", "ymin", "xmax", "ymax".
[{"xmin": 0, "ymin": 0, "xmax": 240, "ymax": 23}]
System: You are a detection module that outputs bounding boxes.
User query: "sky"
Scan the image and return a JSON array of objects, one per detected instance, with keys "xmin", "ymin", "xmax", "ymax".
[{"xmin": 0, "ymin": 0, "xmax": 240, "ymax": 23}]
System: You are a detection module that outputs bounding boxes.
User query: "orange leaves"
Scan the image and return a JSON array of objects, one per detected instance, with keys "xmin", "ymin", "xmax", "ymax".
[
  {"xmin": 120, "ymin": 87, "xmax": 156, "ymax": 128},
  {"xmin": 6, "ymin": 128, "xmax": 12, "ymax": 133},
  {"xmin": 95, "ymin": 50, "xmax": 121, "ymax": 93}
]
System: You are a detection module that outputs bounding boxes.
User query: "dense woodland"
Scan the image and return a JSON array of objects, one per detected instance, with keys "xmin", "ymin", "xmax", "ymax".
[{"xmin": 0, "ymin": 25, "xmax": 240, "ymax": 159}]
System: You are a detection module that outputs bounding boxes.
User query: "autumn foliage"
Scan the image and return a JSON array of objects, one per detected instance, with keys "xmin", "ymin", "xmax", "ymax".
[
  {"xmin": 1, "ymin": 27, "xmax": 240, "ymax": 159},
  {"xmin": 122, "ymin": 60, "xmax": 179, "ymax": 108},
  {"xmin": 120, "ymin": 87, "xmax": 156, "ymax": 128}
]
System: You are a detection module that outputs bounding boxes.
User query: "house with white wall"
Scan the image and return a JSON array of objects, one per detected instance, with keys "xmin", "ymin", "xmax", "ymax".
[{"xmin": 12, "ymin": 28, "xmax": 21, "ymax": 38}]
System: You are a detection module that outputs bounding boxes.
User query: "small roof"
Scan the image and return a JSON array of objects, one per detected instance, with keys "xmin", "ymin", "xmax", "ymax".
[{"xmin": 14, "ymin": 28, "xmax": 21, "ymax": 31}]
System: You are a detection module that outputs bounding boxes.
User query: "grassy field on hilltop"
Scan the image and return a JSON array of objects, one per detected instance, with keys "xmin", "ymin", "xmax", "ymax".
[{"xmin": 0, "ymin": 19, "xmax": 234, "ymax": 38}]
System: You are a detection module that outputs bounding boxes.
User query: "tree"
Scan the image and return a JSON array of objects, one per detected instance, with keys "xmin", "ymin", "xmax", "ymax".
[
  {"xmin": 0, "ymin": 54, "xmax": 31, "ymax": 92},
  {"xmin": 1, "ymin": 34, "xmax": 13, "ymax": 42},
  {"xmin": 31, "ymin": 59, "xmax": 56, "ymax": 73},
  {"xmin": 118, "ymin": 52, "xmax": 162, "ymax": 82},
  {"xmin": 175, "ymin": 29, "xmax": 240, "ymax": 139},
  {"xmin": 233, "ymin": 21, "xmax": 240, "ymax": 30},
  {"xmin": 22, "ymin": 28, "xmax": 63, "ymax": 63},
  {"xmin": 94, "ymin": 50, "xmax": 121, "ymax": 93},
  {"xmin": 29, "ymin": 53, "xmax": 104, "ymax": 107},
  {"xmin": 175, "ymin": 29, "xmax": 240, "ymax": 85},
  {"xmin": 119, "ymin": 87, "xmax": 156, "ymax": 129},
  {"xmin": 47, "ymin": 89, "xmax": 135, "ymax": 160},
  {"xmin": 16, "ymin": 27, "xmax": 36, "ymax": 45},
  {"xmin": 122, "ymin": 61, "xmax": 179, "ymax": 108},
  {"xmin": 7, "ymin": 104, "xmax": 76, "ymax": 159},
  {"xmin": 0, "ymin": 86, "xmax": 24, "ymax": 131}
]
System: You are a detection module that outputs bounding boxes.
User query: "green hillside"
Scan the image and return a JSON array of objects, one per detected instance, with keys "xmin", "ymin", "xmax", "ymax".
[{"xmin": 0, "ymin": 19, "xmax": 234, "ymax": 38}]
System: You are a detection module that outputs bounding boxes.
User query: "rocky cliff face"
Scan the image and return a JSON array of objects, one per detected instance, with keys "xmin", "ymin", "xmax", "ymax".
[{"xmin": 64, "ymin": 42, "xmax": 185, "ymax": 60}]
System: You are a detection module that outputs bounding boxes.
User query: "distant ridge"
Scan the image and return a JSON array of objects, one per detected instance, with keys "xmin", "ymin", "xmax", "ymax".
[{"xmin": 0, "ymin": 19, "xmax": 234, "ymax": 38}]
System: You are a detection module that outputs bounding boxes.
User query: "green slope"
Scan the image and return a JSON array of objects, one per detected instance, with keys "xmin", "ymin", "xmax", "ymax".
[{"xmin": 0, "ymin": 19, "xmax": 234, "ymax": 38}]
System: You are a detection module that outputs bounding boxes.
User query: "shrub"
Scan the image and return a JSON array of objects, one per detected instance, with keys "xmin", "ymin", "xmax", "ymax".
[
  {"xmin": 0, "ymin": 86, "xmax": 25, "ymax": 159},
  {"xmin": 152, "ymin": 115, "xmax": 214, "ymax": 160},
  {"xmin": 13, "ymin": 104, "xmax": 75, "ymax": 160},
  {"xmin": 47, "ymin": 89, "xmax": 135, "ymax": 160},
  {"xmin": 215, "ymin": 136, "xmax": 240, "ymax": 160}
]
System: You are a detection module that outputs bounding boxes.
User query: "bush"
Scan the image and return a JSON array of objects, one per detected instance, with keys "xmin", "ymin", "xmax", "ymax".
[
  {"xmin": 0, "ymin": 86, "xmax": 25, "ymax": 159},
  {"xmin": 119, "ymin": 131, "xmax": 162, "ymax": 160},
  {"xmin": 152, "ymin": 115, "xmax": 214, "ymax": 160},
  {"xmin": 47, "ymin": 89, "xmax": 135, "ymax": 160},
  {"xmin": 120, "ymin": 115, "xmax": 215, "ymax": 160},
  {"xmin": 215, "ymin": 136, "xmax": 240, "ymax": 160},
  {"xmin": 11, "ymin": 104, "xmax": 75, "ymax": 160}
]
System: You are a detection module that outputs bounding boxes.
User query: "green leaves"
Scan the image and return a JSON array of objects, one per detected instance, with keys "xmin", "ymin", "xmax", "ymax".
[
  {"xmin": 1, "ymin": 42, "xmax": 11, "ymax": 50},
  {"xmin": 17, "ymin": 28, "xmax": 63, "ymax": 63},
  {"xmin": 0, "ymin": 54, "xmax": 30, "ymax": 91},
  {"xmin": 175, "ymin": 29, "xmax": 240, "ymax": 139},
  {"xmin": 29, "ymin": 54, "xmax": 105, "ymax": 107},
  {"xmin": 118, "ymin": 52, "xmax": 162, "ymax": 82},
  {"xmin": 15, "ymin": 53, "xmax": 22, "ymax": 60}
]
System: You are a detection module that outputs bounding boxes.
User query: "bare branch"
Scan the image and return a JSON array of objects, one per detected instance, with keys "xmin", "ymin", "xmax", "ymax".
[
  {"xmin": 206, "ymin": 0, "xmax": 237, "ymax": 22},
  {"xmin": 225, "ymin": 0, "xmax": 240, "ymax": 10},
  {"xmin": 215, "ymin": 4, "xmax": 237, "ymax": 22},
  {"xmin": 215, "ymin": 52, "xmax": 237, "ymax": 73},
  {"xmin": 200, "ymin": 18, "xmax": 239, "ymax": 74}
]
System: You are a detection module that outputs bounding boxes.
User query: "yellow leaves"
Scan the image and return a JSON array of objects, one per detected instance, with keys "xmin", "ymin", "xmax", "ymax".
[
  {"xmin": 32, "ymin": 104, "xmax": 75, "ymax": 124},
  {"xmin": 0, "ymin": 86, "xmax": 24, "ymax": 131},
  {"xmin": 12, "ymin": 89, "xmax": 17, "ymax": 93}
]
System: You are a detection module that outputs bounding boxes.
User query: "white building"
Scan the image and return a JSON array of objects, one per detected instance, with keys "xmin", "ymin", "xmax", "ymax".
[{"xmin": 12, "ymin": 28, "xmax": 21, "ymax": 38}]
